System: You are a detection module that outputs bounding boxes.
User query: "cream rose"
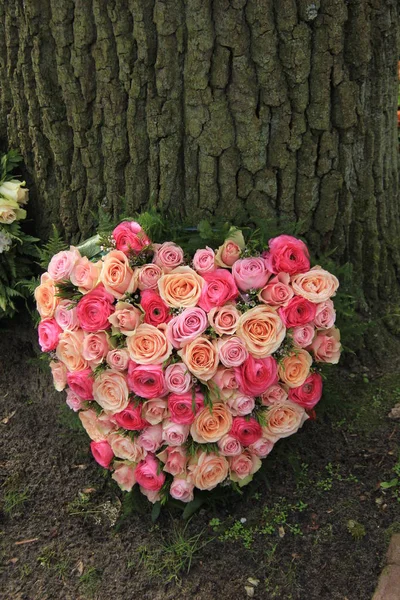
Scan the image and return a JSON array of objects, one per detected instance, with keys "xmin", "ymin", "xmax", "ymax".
[
  {"xmin": 190, "ymin": 402, "xmax": 232, "ymax": 443},
  {"xmin": 291, "ymin": 266, "xmax": 339, "ymax": 303},
  {"xmin": 93, "ymin": 370, "xmax": 130, "ymax": 413},
  {"xmin": 100, "ymin": 250, "xmax": 136, "ymax": 299},
  {"xmin": 236, "ymin": 305, "xmax": 286, "ymax": 358},
  {"xmin": 158, "ymin": 266, "xmax": 205, "ymax": 308},
  {"xmin": 278, "ymin": 349, "xmax": 312, "ymax": 388},
  {"xmin": 108, "ymin": 301, "xmax": 142, "ymax": 334},
  {"xmin": 263, "ymin": 400, "xmax": 308, "ymax": 439},
  {"xmin": 127, "ymin": 323, "xmax": 172, "ymax": 364},
  {"xmin": 56, "ymin": 329, "xmax": 88, "ymax": 372},
  {"xmin": 108, "ymin": 432, "xmax": 146, "ymax": 462},
  {"xmin": 178, "ymin": 336, "xmax": 219, "ymax": 381},
  {"xmin": 188, "ymin": 452, "xmax": 229, "ymax": 490},
  {"xmin": 49, "ymin": 360, "xmax": 67, "ymax": 391}
]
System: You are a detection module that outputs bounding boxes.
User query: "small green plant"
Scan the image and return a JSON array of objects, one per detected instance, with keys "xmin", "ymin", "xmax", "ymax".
[
  {"xmin": 37, "ymin": 546, "xmax": 71, "ymax": 579},
  {"xmin": 380, "ymin": 453, "xmax": 400, "ymax": 503},
  {"xmin": 79, "ymin": 567, "xmax": 102, "ymax": 598},
  {"xmin": 3, "ymin": 489, "xmax": 30, "ymax": 515},
  {"xmin": 315, "ymin": 462, "xmax": 358, "ymax": 492},
  {"xmin": 219, "ymin": 520, "xmax": 255, "ymax": 549},
  {"xmin": 67, "ymin": 491, "xmax": 120, "ymax": 526},
  {"xmin": 347, "ymin": 520, "xmax": 366, "ymax": 540}
]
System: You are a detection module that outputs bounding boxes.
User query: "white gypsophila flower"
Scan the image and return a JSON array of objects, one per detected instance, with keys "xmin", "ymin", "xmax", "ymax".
[{"xmin": 0, "ymin": 230, "xmax": 12, "ymax": 254}]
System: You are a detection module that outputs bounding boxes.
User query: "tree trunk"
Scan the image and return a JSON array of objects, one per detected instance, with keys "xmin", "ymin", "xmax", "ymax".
[{"xmin": 0, "ymin": 0, "xmax": 399, "ymax": 313}]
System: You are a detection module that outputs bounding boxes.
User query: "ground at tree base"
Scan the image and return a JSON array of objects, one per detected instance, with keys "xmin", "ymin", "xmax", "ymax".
[{"xmin": 0, "ymin": 320, "xmax": 399, "ymax": 600}]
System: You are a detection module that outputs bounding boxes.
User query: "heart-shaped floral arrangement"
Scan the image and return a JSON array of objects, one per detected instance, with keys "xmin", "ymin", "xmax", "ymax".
[{"xmin": 36, "ymin": 220, "xmax": 340, "ymax": 505}]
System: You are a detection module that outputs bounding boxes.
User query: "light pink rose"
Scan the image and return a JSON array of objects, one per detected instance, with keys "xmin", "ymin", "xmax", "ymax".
[
  {"xmin": 157, "ymin": 446, "xmax": 188, "ymax": 476},
  {"xmin": 162, "ymin": 420, "xmax": 190, "ymax": 446},
  {"xmin": 232, "ymin": 257, "xmax": 270, "ymax": 291},
  {"xmin": 248, "ymin": 437, "xmax": 275, "ymax": 458},
  {"xmin": 263, "ymin": 401, "xmax": 308, "ymax": 440},
  {"xmin": 314, "ymin": 299, "xmax": 336, "ymax": 329},
  {"xmin": 134, "ymin": 455, "xmax": 165, "ymax": 491},
  {"xmin": 218, "ymin": 336, "xmax": 248, "ymax": 368},
  {"xmin": 93, "ymin": 370, "xmax": 130, "ymax": 413},
  {"xmin": 166, "ymin": 307, "xmax": 208, "ymax": 348},
  {"xmin": 212, "ymin": 367, "xmax": 239, "ymax": 398},
  {"xmin": 226, "ymin": 392, "xmax": 255, "ymax": 416},
  {"xmin": 108, "ymin": 301, "xmax": 142, "ymax": 334},
  {"xmin": 141, "ymin": 398, "xmax": 169, "ymax": 425},
  {"xmin": 292, "ymin": 324, "xmax": 315, "ymax": 348},
  {"xmin": 258, "ymin": 272, "xmax": 294, "ymax": 306},
  {"xmin": 192, "ymin": 247, "xmax": 216, "ymax": 274},
  {"xmin": 140, "ymin": 487, "xmax": 161, "ymax": 504},
  {"xmin": 82, "ymin": 332, "xmax": 110, "ymax": 367},
  {"xmin": 309, "ymin": 327, "xmax": 341, "ymax": 364},
  {"xmin": 229, "ymin": 450, "xmax": 262, "ymax": 482},
  {"xmin": 108, "ymin": 432, "xmax": 146, "ymax": 462},
  {"xmin": 153, "ymin": 242, "xmax": 184, "ymax": 272},
  {"xmin": 261, "ymin": 383, "xmax": 288, "ymax": 406},
  {"xmin": 70, "ymin": 257, "xmax": 102, "ymax": 294},
  {"xmin": 49, "ymin": 361, "xmax": 67, "ymax": 391},
  {"xmin": 137, "ymin": 263, "xmax": 163, "ymax": 290},
  {"xmin": 164, "ymin": 362, "xmax": 193, "ymax": 394},
  {"xmin": 138, "ymin": 425, "xmax": 163, "ymax": 453},
  {"xmin": 106, "ymin": 348, "xmax": 130, "ymax": 371},
  {"xmin": 90, "ymin": 440, "xmax": 114, "ymax": 468},
  {"xmin": 66, "ymin": 388, "xmax": 84, "ymax": 412},
  {"xmin": 38, "ymin": 318, "xmax": 62, "ymax": 352},
  {"xmin": 47, "ymin": 246, "xmax": 80, "ymax": 282},
  {"xmin": 215, "ymin": 231, "xmax": 245, "ymax": 267},
  {"xmin": 217, "ymin": 434, "xmax": 243, "ymax": 456},
  {"xmin": 112, "ymin": 462, "xmax": 137, "ymax": 492},
  {"xmin": 208, "ymin": 303, "xmax": 241, "ymax": 336},
  {"xmin": 54, "ymin": 300, "xmax": 80, "ymax": 331},
  {"xmin": 170, "ymin": 478, "xmax": 194, "ymax": 503}
]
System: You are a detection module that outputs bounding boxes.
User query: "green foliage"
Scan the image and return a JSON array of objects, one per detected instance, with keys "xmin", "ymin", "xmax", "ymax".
[
  {"xmin": 37, "ymin": 224, "xmax": 68, "ymax": 270},
  {"xmin": 79, "ymin": 567, "xmax": 103, "ymax": 598},
  {"xmin": 0, "ymin": 149, "xmax": 23, "ymax": 181},
  {"xmin": 347, "ymin": 520, "xmax": 366, "ymax": 540}
]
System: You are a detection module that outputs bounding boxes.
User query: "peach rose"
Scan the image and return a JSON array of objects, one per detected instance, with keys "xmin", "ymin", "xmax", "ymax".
[
  {"xmin": 108, "ymin": 432, "xmax": 146, "ymax": 462},
  {"xmin": 106, "ymin": 348, "xmax": 130, "ymax": 371},
  {"xmin": 141, "ymin": 398, "xmax": 169, "ymax": 425},
  {"xmin": 108, "ymin": 301, "xmax": 142, "ymax": 334},
  {"xmin": 56, "ymin": 329, "xmax": 88, "ymax": 372},
  {"xmin": 82, "ymin": 332, "xmax": 110, "ymax": 367},
  {"xmin": 291, "ymin": 266, "xmax": 339, "ymax": 303},
  {"xmin": 188, "ymin": 452, "xmax": 229, "ymax": 490},
  {"xmin": 70, "ymin": 257, "xmax": 102, "ymax": 294},
  {"xmin": 236, "ymin": 305, "xmax": 286, "ymax": 358},
  {"xmin": 100, "ymin": 250, "xmax": 136, "ymax": 299},
  {"xmin": 79, "ymin": 409, "xmax": 116, "ymax": 441},
  {"xmin": 158, "ymin": 266, "xmax": 205, "ymax": 308},
  {"xmin": 278, "ymin": 349, "xmax": 312, "ymax": 388},
  {"xmin": 127, "ymin": 323, "xmax": 172, "ymax": 364},
  {"xmin": 93, "ymin": 370, "xmax": 130, "ymax": 413},
  {"xmin": 112, "ymin": 462, "xmax": 137, "ymax": 492},
  {"xmin": 309, "ymin": 327, "xmax": 341, "ymax": 364},
  {"xmin": 261, "ymin": 383, "xmax": 288, "ymax": 406},
  {"xmin": 229, "ymin": 450, "xmax": 262, "ymax": 483},
  {"xmin": 258, "ymin": 272, "xmax": 294, "ymax": 307},
  {"xmin": 263, "ymin": 400, "xmax": 308, "ymax": 439},
  {"xmin": 35, "ymin": 273, "xmax": 59, "ymax": 319},
  {"xmin": 137, "ymin": 263, "xmax": 163, "ymax": 290},
  {"xmin": 208, "ymin": 303, "xmax": 241, "ymax": 336},
  {"xmin": 178, "ymin": 336, "xmax": 219, "ymax": 381},
  {"xmin": 190, "ymin": 402, "xmax": 232, "ymax": 443},
  {"xmin": 49, "ymin": 360, "xmax": 67, "ymax": 391}
]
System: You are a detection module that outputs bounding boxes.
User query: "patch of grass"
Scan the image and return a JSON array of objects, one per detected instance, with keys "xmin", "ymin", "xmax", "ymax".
[
  {"xmin": 264, "ymin": 545, "xmax": 298, "ymax": 599},
  {"xmin": 66, "ymin": 491, "xmax": 120, "ymax": 526},
  {"xmin": 37, "ymin": 546, "xmax": 71, "ymax": 580},
  {"xmin": 3, "ymin": 489, "xmax": 30, "ymax": 515},
  {"xmin": 79, "ymin": 567, "xmax": 102, "ymax": 598}
]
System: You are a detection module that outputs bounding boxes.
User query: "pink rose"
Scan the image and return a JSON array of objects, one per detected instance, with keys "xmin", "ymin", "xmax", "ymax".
[
  {"xmin": 229, "ymin": 450, "xmax": 261, "ymax": 482},
  {"xmin": 232, "ymin": 258, "xmax": 270, "ymax": 291},
  {"xmin": 90, "ymin": 440, "xmax": 114, "ymax": 469},
  {"xmin": 112, "ymin": 462, "xmax": 136, "ymax": 492},
  {"xmin": 141, "ymin": 398, "xmax": 169, "ymax": 425},
  {"xmin": 230, "ymin": 416, "xmax": 262, "ymax": 446},
  {"xmin": 140, "ymin": 488, "xmax": 161, "ymax": 503},
  {"xmin": 314, "ymin": 299, "xmax": 336, "ymax": 329},
  {"xmin": 166, "ymin": 307, "xmax": 208, "ymax": 348},
  {"xmin": 49, "ymin": 360, "xmax": 67, "ymax": 391},
  {"xmin": 77, "ymin": 284, "xmax": 114, "ymax": 332},
  {"xmin": 82, "ymin": 332, "xmax": 110, "ymax": 367},
  {"xmin": 218, "ymin": 336, "xmax": 248, "ymax": 368},
  {"xmin": 54, "ymin": 300, "xmax": 80, "ymax": 331},
  {"xmin": 162, "ymin": 420, "xmax": 190, "ymax": 446},
  {"xmin": 208, "ymin": 303, "xmax": 241, "ymax": 336},
  {"xmin": 308, "ymin": 328, "xmax": 341, "ymax": 364},
  {"xmin": 258, "ymin": 272, "xmax": 294, "ymax": 306},
  {"xmin": 170, "ymin": 478, "xmax": 194, "ymax": 503},
  {"xmin": 140, "ymin": 290, "xmax": 172, "ymax": 326},
  {"xmin": 112, "ymin": 221, "xmax": 151, "ymax": 255},
  {"xmin": 212, "ymin": 367, "xmax": 239, "ymax": 397},
  {"xmin": 153, "ymin": 242, "xmax": 184, "ymax": 272},
  {"xmin": 289, "ymin": 372, "xmax": 323, "ymax": 410},
  {"xmin": 137, "ymin": 264, "xmax": 163, "ymax": 291},
  {"xmin": 38, "ymin": 318, "xmax": 62, "ymax": 352},
  {"xmin": 235, "ymin": 355, "xmax": 278, "ymax": 396},
  {"xmin": 279, "ymin": 296, "xmax": 317, "ymax": 328},
  {"xmin": 226, "ymin": 392, "xmax": 255, "ymax": 416},
  {"xmin": 114, "ymin": 403, "xmax": 149, "ymax": 431},
  {"xmin": 108, "ymin": 432, "xmax": 145, "ymax": 462},
  {"xmin": 192, "ymin": 247, "xmax": 216, "ymax": 274},
  {"xmin": 264, "ymin": 235, "xmax": 310, "ymax": 275},
  {"xmin": 215, "ymin": 239, "xmax": 243, "ymax": 268},
  {"xmin": 168, "ymin": 391, "xmax": 204, "ymax": 425},
  {"xmin": 108, "ymin": 301, "xmax": 142, "ymax": 334},
  {"xmin": 127, "ymin": 363, "xmax": 167, "ymax": 399},
  {"xmin": 292, "ymin": 324, "xmax": 315, "ymax": 348},
  {"xmin": 197, "ymin": 269, "xmax": 238, "ymax": 312},
  {"xmin": 67, "ymin": 369, "xmax": 94, "ymax": 400},
  {"xmin": 217, "ymin": 434, "xmax": 243, "ymax": 456},
  {"xmin": 106, "ymin": 348, "xmax": 130, "ymax": 371},
  {"xmin": 138, "ymin": 425, "xmax": 163, "ymax": 453},
  {"xmin": 70, "ymin": 257, "xmax": 102, "ymax": 294},
  {"xmin": 47, "ymin": 246, "xmax": 80, "ymax": 282},
  {"xmin": 157, "ymin": 446, "xmax": 188, "ymax": 476},
  {"xmin": 261, "ymin": 384, "xmax": 288, "ymax": 406},
  {"xmin": 248, "ymin": 437, "xmax": 274, "ymax": 458},
  {"xmin": 134, "ymin": 455, "xmax": 165, "ymax": 491},
  {"xmin": 165, "ymin": 362, "xmax": 193, "ymax": 394},
  {"xmin": 66, "ymin": 388, "xmax": 84, "ymax": 412}
]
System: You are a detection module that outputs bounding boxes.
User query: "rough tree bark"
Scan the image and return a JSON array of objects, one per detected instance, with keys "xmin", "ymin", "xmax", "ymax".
[{"xmin": 0, "ymin": 0, "xmax": 399, "ymax": 316}]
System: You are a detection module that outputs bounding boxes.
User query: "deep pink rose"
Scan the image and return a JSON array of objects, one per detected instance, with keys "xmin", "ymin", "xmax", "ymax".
[
  {"xmin": 170, "ymin": 478, "xmax": 194, "ymax": 503},
  {"xmin": 138, "ymin": 424, "xmax": 163, "ymax": 453},
  {"xmin": 140, "ymin": 290, "xmax": 172, "ymax": 326},
  {"xmin": 134, "ymin": 454, "xmax": 166, "ymax": 491},
  {"xmin": 308, "ymin": 328, "xmax": 341, "ymax": 364},
  {"xmin": 114, "ymin": 402, "xmax": 149, "ymax": 430},
  {"xmin": 166, "ymin": 307, "xmax": 208, "ymax": 348},
  {"xmin": 127, "ymin": 362, "xmax": 167, "ymax": 399},
  {"xmin": 153, "ymin": 242, "xmax": 184, "ymax": 272},
  {"xmin": 292, "ymin": 324, "xmax": 315, "ymax": 348},
  {"xmin": 67, "ymin": 369, "xmax": 94, "ymax": 400},
  {"xmin": 197, "ymin": 269, "xmax": 238, "ymax": 311},
  {"xmin": 90, "ymin": 440, "xmax": 114, "ymax": 469},
  {"xmin": 76, "ymin": 284, "xmax": 114, "ymax": 332},
  {"xmin": 38, "ymin": 318, "xmax": 62, "ymax": 352},
  {"xmin": 258, "ymin": 272, "xmax": 294, "ymax": 306},
  {"xmin": 235, "ymin": 355, "xmax": 278, "ymax": 396},
  {"xmin": 112, "ymin": 221, "xmax": 151, "ymax": 254},
  {"xmin": 168, "ymin": 391, "xmax": 204, "ymax": 425},
  {"xmin": 232, "ymin": 258, "xmax": 270, "ymax": 291},
  {"xmin": 264, "ymin": 235, "xmax": 310, "ymax": 275},
  {"xmin": 165, "ymin": 362, "xmax": 193, "ymax": 394},
  {"xmin": 314, "ymin": 299, "xmax": 336, "ymax": 329},
  {"xmin": 192, "ymin": 247, "xmax": 216, "ymax": 274},
  {"xmin": 288, "ymin": 372, "xmax": 323, "ymax": 410},
  {"xmin": 279, "ymin": 296, "xmax": 316, "ymax": 328},
  {"xmin": 230, "ymin": 416, "xmax": 262, "ymax": 446},
  {"xmin": 157, "ymin": 446, "xmax": 188, "ymax": 475}
]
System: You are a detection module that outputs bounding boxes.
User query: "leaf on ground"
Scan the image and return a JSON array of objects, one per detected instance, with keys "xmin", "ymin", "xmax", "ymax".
[{"xmin": 1, "ymin": 410, "xmax": 16, "ymax": 424}]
